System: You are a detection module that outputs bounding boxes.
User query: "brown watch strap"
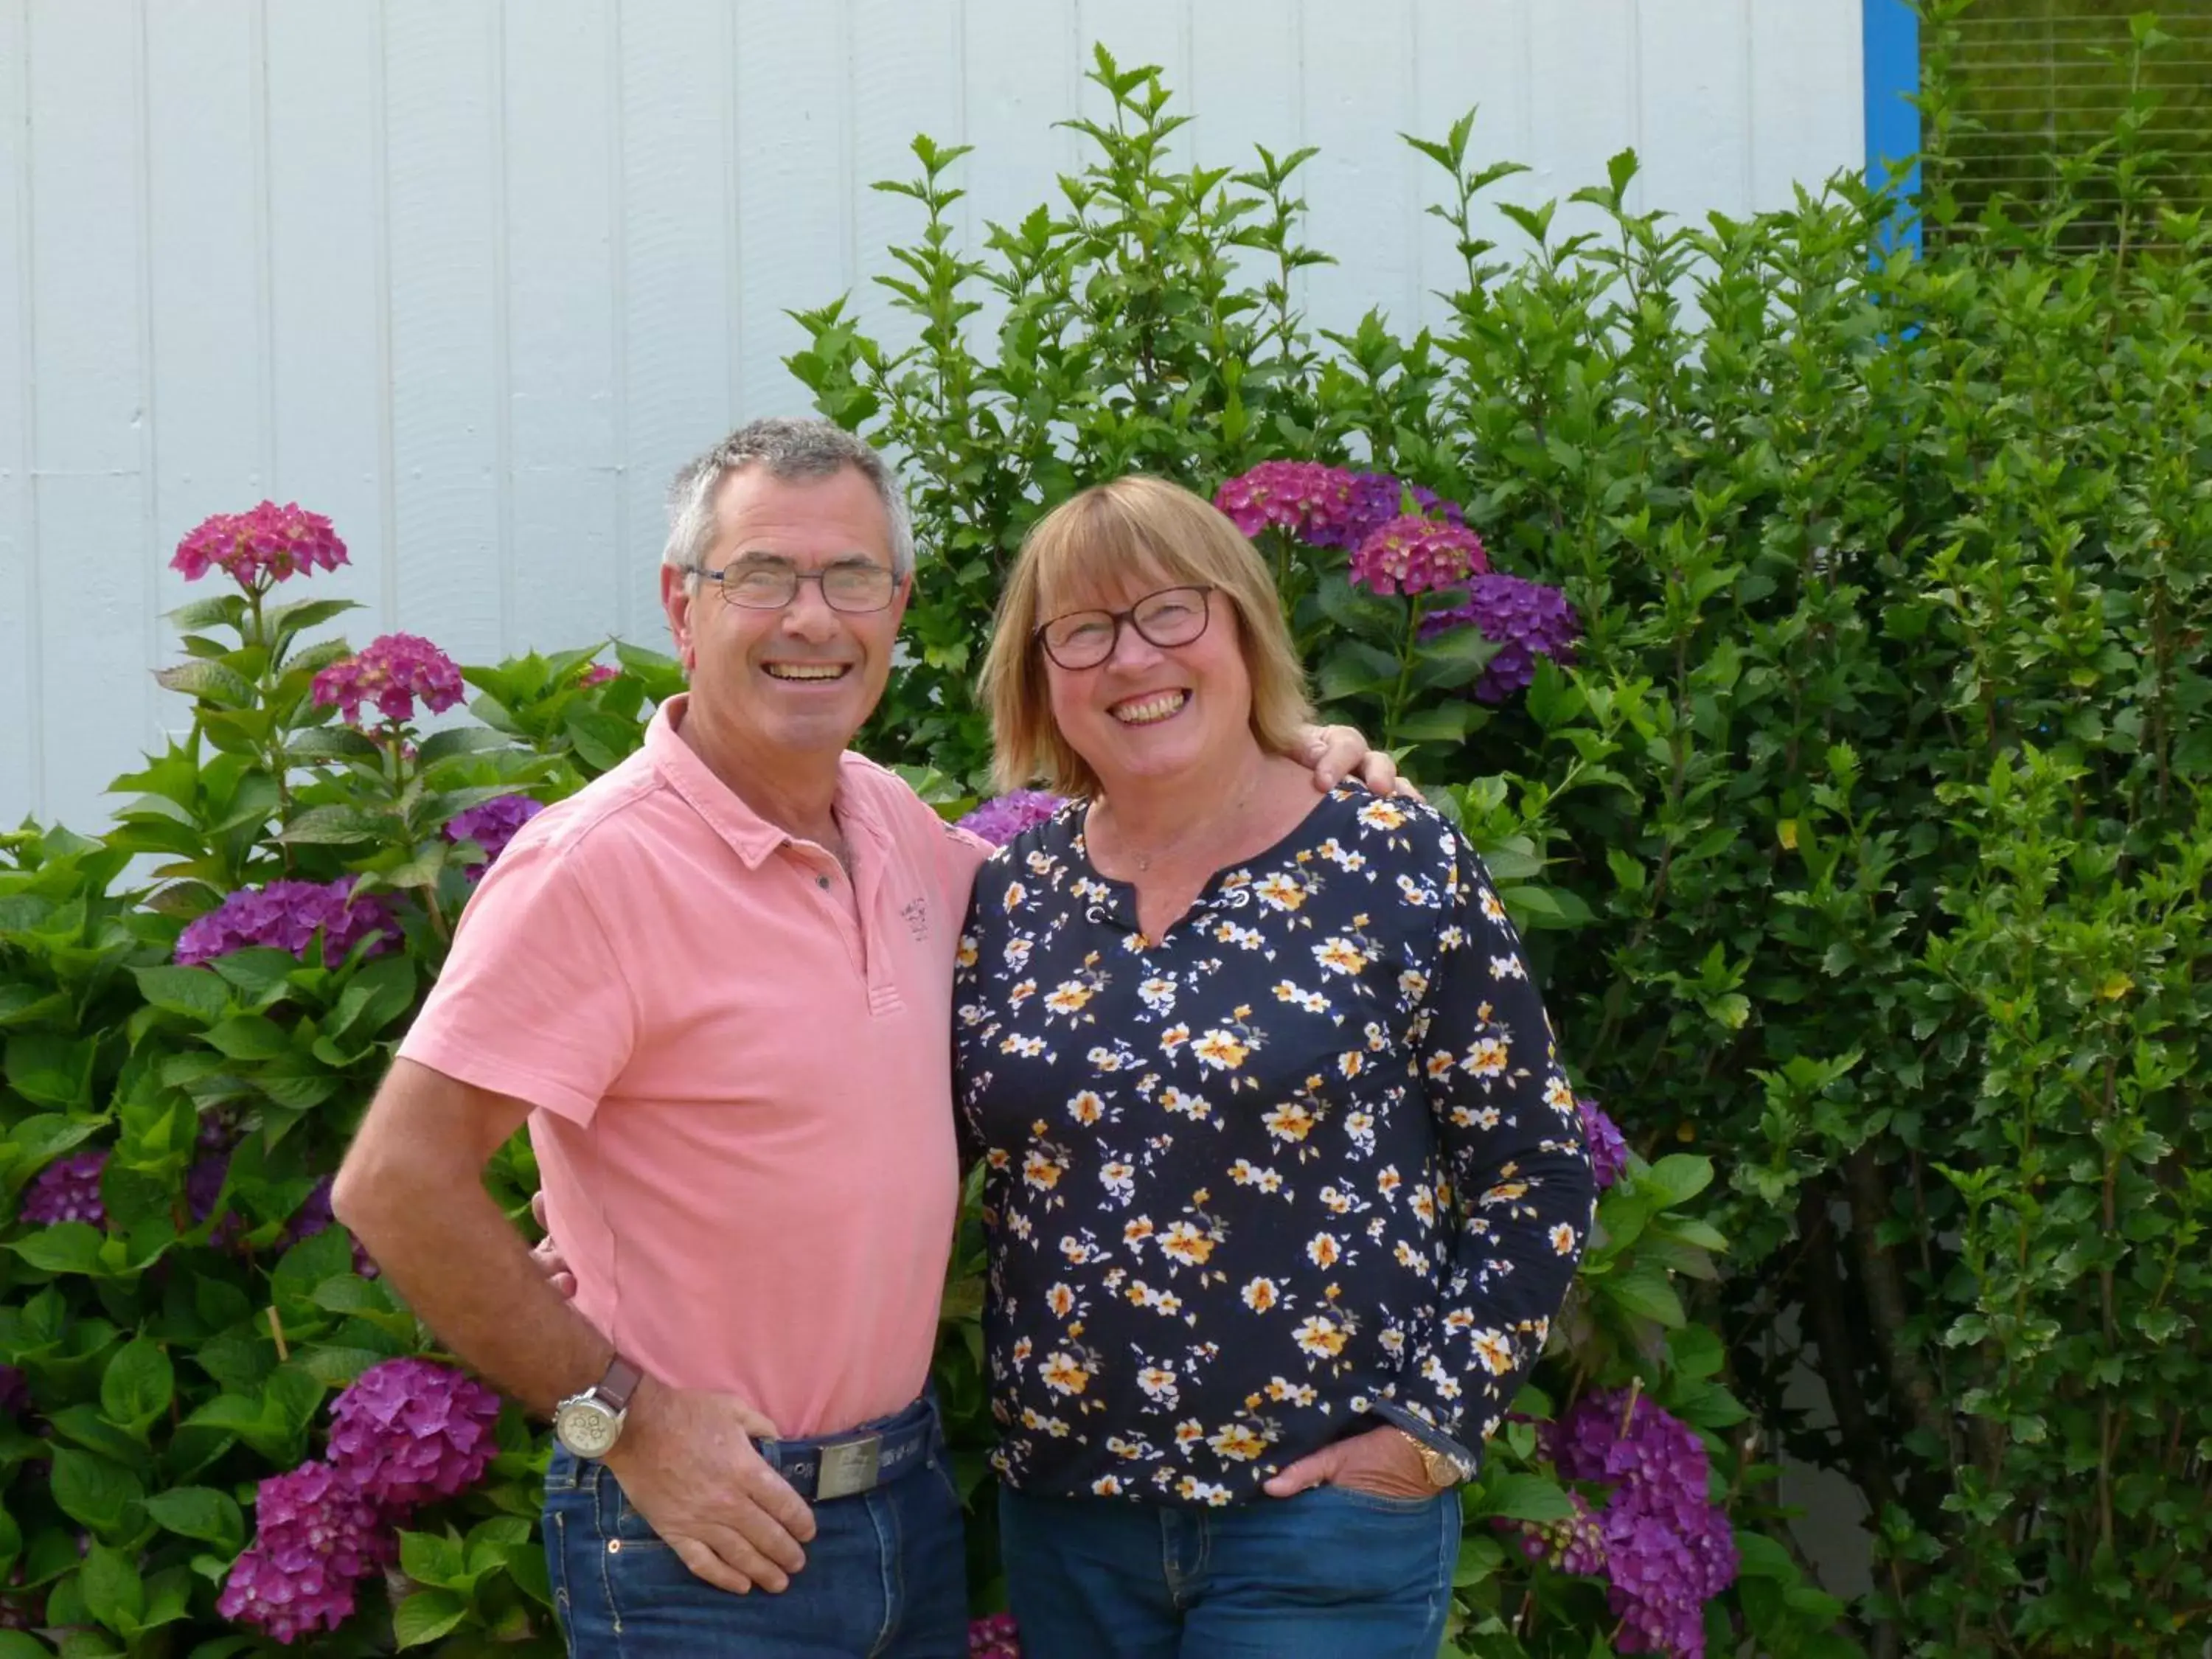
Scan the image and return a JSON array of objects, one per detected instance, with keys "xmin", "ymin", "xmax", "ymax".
[{"xmin": 596, "ymin": 1353, "xmax": 643, "ymax": 1412}]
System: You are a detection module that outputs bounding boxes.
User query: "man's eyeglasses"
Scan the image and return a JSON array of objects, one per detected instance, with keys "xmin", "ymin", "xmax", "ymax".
[
  {"xmin": 1034, "ymin": 585, "xmax": 1214, "ymax": 670},
  {"xmin": 692, "ymin": 560, "xmax": 898, "ymax": 613}
]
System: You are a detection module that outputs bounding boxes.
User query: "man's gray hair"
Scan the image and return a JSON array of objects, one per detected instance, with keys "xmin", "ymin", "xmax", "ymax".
[{"xmin": 661, "ymin": 417, "xmax": 916, "ymax": 581}]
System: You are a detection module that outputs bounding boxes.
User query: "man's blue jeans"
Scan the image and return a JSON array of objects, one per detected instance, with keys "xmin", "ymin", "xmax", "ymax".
[
  {"xmin": 998, "ymin": 1482, "xmax": 1461, "ymax": 1659},
  {"xmin": 543, "ymin": 1406, "xmax": 967, "ymax": 1658}
]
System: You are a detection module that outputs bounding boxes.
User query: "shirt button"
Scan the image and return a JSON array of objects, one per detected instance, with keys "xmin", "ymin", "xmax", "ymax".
[{"xmin": 818, "ymin": 874, "xmax": 832, "ymax": 889}]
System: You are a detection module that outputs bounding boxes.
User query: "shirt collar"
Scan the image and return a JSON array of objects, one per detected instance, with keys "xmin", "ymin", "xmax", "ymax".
[{"xmin": 644, "ymin": 693, "xmax": 885, "ymax": 870}]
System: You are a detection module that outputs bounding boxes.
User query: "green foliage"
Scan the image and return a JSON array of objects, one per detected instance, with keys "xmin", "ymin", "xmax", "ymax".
[{"xmin": 790, "ymin": 26, "xmax": 2211, "ymax": 1658}]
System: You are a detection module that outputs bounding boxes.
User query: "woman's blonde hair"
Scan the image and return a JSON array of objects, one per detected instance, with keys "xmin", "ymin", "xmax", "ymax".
[{"xmin": 980, "ymin": 475, "xmax": 1312, "ymax": 798}]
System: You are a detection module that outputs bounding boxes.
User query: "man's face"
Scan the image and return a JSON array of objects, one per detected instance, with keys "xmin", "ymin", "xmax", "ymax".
[{"xmin": 660, "ymin": 465, "xmax": 909, "ymax": 762}]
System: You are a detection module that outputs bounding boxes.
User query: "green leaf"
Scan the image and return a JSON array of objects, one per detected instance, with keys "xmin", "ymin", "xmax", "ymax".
[
  {"xmin": 10, "ymin": 1225, "xmax": 111, "ymax": 1277},
  {"xmin": 77, "ymin": 1544, "xmax": 145, "ymax": 1636},
  {"xmin": 1482, "ymin": 1470, "xmax": 1576, "ymax": 1523},
  {"xmin": 278, "ymin": 804, "xmax": 392, "ymax": 846},
  {"xmin": 4, "ymin": 1034, "xmax": 97, "ymax": 1110},
  {"xmin": 416, "ymin": 726, "xmax": 515, "ymax": 766},
  {"xmin": 399, "ymin": 1528, "xmax": 468, "ymax": 1590},
  {"xmin": 47, "ymin": 1447, "xmax": 142, "ymax": 1536},
  {"xmin": 1636, "ymin": 1154, "xmax": 1714, "ymax": 1210},
  {"xmin": 392, "ymin": 1587, "xmax": 471, "ymax": 1648},
  {"xmin": 1600, "ymin": 1262, "xmax": 1686, "ymax": 1327},
  {"xmin": 99, "ymin": 1338, "xmax": 175, "ymax": 1433},
  {"xmin": 198, "ymin": 1015, "xmax": 292, "ymax": 1062},
  {"xmin": 130, "ymin": 966, "xmax": 232, "ymax": 1025},
  {"xmin": 142, "ymin": 1487, "xmax": 244, "ymax": 1551},
  {"xmin": 153, "ymin": 660, "xmax": 254, "ymax": 708}
]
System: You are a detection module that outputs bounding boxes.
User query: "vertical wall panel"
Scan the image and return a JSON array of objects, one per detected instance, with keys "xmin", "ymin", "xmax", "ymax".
[
  {"xmin": 1189, "ymin": 0, "xmax": 1304, "ymax": 327},
  {"xmin": 1301, "ymin": 0, "xmax": 1419, "ymax": 333},
  {"xmin": 265, "ymin": 0, "xmax": 387, "ymax": 632},
  {"xmin": 0, "ymin": 0, "xmax": 35, "ymax": 820},
  {"xmin": 1075, "ymin": 0, "xmax": 1192, "ymax": 166},
  {"xmin": 142, "ymin": 0, "xmax": 265, "ymax": 690},
  {"xmin": 1637, "ymin": 0, "xmax": 1756, "ymax": 226},
  {"xmin": 1526, "ymin": 0, "xmax": 1639, "ymax": 245},
  {"xmin": 27, "ymin": 0, "xmax": 151, "ymax": 832},
  {"xmin": 732, "ymin": 0, "xmax": 850, "ymax": 422},
  {"xmin": 619, "ymin": 0, "xmax": 736, "ymax": 638},
  {"xmin": 848, "ymin": 0, "xmax": 963, "ymax": 361},
  {"xmin": 1411, "ymin": 0, "xmax": 1540, "ymax": 330},
  {"xmin": 960, "ymin": 0, "xmax": 1079, "ymax": 349},
  {"xmin": 383, "ymin": 0, "xmax": 505, "ymax": 665},
  {"xmin": 1753, "ymin": 0, "xmax": 1864, "ymax": 207},
  {"xmin": 504, "ymin": 0, "xmax": 622, "ymax": 653}
]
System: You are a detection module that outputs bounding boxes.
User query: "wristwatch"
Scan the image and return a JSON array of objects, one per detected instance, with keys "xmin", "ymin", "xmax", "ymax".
[
  {"xmin": 1397, "ymin": 1428, "xmax": 1475, "ymax": 1489},
  {"xmin": 554, "ymin": 1354, "xmax": 643, "ymax": 1460}
]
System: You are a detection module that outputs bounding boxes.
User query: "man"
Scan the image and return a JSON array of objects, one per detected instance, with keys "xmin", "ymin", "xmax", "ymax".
[{"xmin": 333, "ymin": 419, "xmax": 1394, "ymax": 1658}]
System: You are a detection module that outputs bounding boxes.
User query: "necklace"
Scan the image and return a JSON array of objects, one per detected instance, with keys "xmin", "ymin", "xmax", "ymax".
[{"xmin": 1098, "ymin": 775, "xmax": 1260, "ymax": 876}]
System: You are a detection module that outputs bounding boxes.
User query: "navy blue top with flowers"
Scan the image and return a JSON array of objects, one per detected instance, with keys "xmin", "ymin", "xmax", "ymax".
[{"xmin": 953, "ymin": 786, "xmax": 1595, "ymax": 1508}]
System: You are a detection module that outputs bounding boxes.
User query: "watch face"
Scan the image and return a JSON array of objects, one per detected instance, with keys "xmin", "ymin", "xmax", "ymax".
[{"xmin": 555, "ymin": 1399, "xmax": 620, "ymax": 1459}]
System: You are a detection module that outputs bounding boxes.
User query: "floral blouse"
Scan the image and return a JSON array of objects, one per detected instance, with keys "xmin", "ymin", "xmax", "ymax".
[{"xmin": 953, "ymin": 787, "xmax": 1595, "ymax": 1508}]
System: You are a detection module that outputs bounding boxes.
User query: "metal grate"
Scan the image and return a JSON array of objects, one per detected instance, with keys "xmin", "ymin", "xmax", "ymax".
[{"xmin": 1926, "ymin": 1, "xmax": 2212, "ymax": 246}]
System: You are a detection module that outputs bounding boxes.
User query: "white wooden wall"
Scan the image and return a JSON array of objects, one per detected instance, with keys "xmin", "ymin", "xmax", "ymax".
[{"xmin": 0, "ymin": 0, "xmax": 1864, "ymax": 830}]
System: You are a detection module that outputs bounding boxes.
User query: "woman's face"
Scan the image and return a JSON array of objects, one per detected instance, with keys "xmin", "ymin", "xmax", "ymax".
[{"xmin": 1040, "ymin": 566, "xmax": 1257, "ymax": 795}]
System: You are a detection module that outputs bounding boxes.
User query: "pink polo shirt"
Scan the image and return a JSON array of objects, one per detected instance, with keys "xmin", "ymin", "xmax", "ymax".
[{"xmin": 398, "ymin": 695, "xmax": 990, "ymax": 1438}]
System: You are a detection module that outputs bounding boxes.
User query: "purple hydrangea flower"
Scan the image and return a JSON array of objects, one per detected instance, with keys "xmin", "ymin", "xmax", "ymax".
[
  {"xmin": 1579, "ymin": 1099, "xmax": 1629, "ymax": 1190},
  {"xmin": 957, "ymin": 791, "xmax": 1067, "ymax": 848},
  {"xmin": 311, "ymin": 633, "xmax": 465, "ymax": 727},
  {"xmin": 1213, "ymin": 462, "xmax": 1359, "ymax": 545},
  {"xmin": 578, "ymin": 662, "xmax": 619, "ymax": 686},
  {"xmin": 1328, "ymin": 473, "xmax": 1465, "ymax": 551},
  {"xmin": 1349, "ymin": 516, "xmax": 1489, "ymax": 597},
  {"xmin": 172, "ymin": 502, "xmax": 348, "ymax": 588},
  {"xmin": 1419, "ymin": 572, "xmax": 1581, "ymax": 703},
  {"xmin": 1492, "ymin": 1489, "xmax": 1607, "ymax": 1576},
  {"xmin": 173, "ymin": 878, "xmax": 400, "ymax": 970},
  {"xmin": 1545, "ymin": 1389, "xmax": 1739, "ymax": 1658},
  {"xmin": 218, "ymin": 1460, "xmax": 390, "ymax": 1645},
  {"xmin": 443, "ymin": 794, "xmax": 544, "ymax": 869},
  {"xmin": 20, "ymin": 1150, "xmax": 107, "ymax": 1228},
  {"xmin": 969, "ymin": 1611, "xmax": 1022, "ymax": 1656},
  {"xmin": 325, "ymin": 1357, "xmax": 502, "ymax": 1512}
]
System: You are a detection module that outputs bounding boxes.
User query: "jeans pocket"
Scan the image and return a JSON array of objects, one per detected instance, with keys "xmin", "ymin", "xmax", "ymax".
[{"xmin": 1310, "ymin": 1481, "xmax": 1447, "ymax": 1517}]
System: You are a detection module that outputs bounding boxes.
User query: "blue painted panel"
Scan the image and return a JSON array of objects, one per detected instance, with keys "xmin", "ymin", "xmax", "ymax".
[{"xmin": 1863, "ymin": 0, "xmax": 1921, "ymax": 252}]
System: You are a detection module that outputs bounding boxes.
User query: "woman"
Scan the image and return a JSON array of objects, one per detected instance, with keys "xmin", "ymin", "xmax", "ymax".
[{"xmin": 957, "ymin": 476, "xmax": 1594, "ymax": 1658}]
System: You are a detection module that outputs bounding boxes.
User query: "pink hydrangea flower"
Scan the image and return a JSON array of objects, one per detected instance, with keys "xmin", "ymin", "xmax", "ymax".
[
  {"xmin": 1213, "ymin": 462, "xmax": 1359, "ymax": 545},
  {"xmin": 969, "ymin": 1610, "xmax": 1023, "ymax": 1656},
  {"xmin": 21, "ymin": 1150, "xmax": 108, "ymax": 1228},
  {"xmin": 217, "ymin": 1460, "xmax": 391, "ymax": 1645},
  {"xmin": 173, "ymin": 879, "xmax": 400, "ymax": 970},
  {"xmin": 1349, "ymin": 516, "xmax": 1489, "ymax": 596},
  {"xmin": 311, "ymin": 634, "xmax": 465, "ymax": 727},
  {"xmin": 1579, "ymin": 1099, "xmax": 1629, "ymax": 1190},
  {"xmin": 325, "ymin": 1357, "xmax": 502, "ymax": 1512},
  {"xmin": 578, "ymin": 662, "xmax": 619, "ymax": 686},
  {"xmin": 172, "ymin": 502, "xmax": 347, "ymax": 588}
]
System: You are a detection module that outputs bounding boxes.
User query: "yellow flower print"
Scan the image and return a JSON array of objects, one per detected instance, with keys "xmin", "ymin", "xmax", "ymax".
[
  {"xmin": 1293, "ymin": 1315, "xmax": 1349, "ymax": 1357},
  {"xmin": 1068, "ymin": 1091, "xmax": 1106, "ymax": 1124},
  {"xmin": 1008, "ymin": 978, "xmax": 1037, "ymax": 1007},
  {"xmin": 1100, "ymin": 1160, "xmax": 1135, "ymax": 1199},
  {"xmin": 1264, "ymin": 1376, "xmax": 1318, "ymax": 1407},
  {"xmin": 1489, "ymin": 953, "xmax": 1528, "ymax": 981},
  {"xmin": 1242, "ymin": 1276, "xmax": 1280, "ymax": 1312},
  {"xmin": 1270, "ymin": 979, "xmax": 1305, "ymax": 1003},
  {"xmin": 1463, "ymin": 1037, "xmax": 1509, "ymax": 1077},
  {"xmin": 1262, "ymin": 1102, "xmax": 1316, "ymax": 1142},
  {"xmin": 956, "ymin": 934, "xmax": 978, "ymax": 968},
  {"xmin": 1011, "ymin": 1336, "xmax": 1032, "ymax": 1366},
  {"xmin": 1307, "ymin": 1232, "xmax": 1342, "ymax": 1267},
  {"xmin": 1124, "ymin": 1217, "xmax": 1155, "ymax": 1248},
  {"xmin": 1023, "ymin": 1150, "xmax": 1065, "ymax": 1190},
  {"xmin": 1039, "ymin": 1352, "xmax": 1091, "ymax": 1395},
  {"xmin": 1451, "ymin": 1103, "xmax": 1503, "ymax": 1131},
  {"xmin": 1209, "ymin": 1424, "xmax": 1267, "ymax": 1461},
  {"xmin": 1313, "ymin": 937, "xmax": 1368, "ymax": 976},
  {"xmin": 1159, "ymin": 1221, "xmax": 1216, "ymax": 1266},
  {"xmin": 1192, "ymin": 1030, "xmax": 1251, "ymax": 1070},
  {"xmin": 1550, "ymin": 1222, "xmax": 1579, "ymax": 1255},
  {"xmin": 1479, "ymin": 888, "xmax": 1507, "ymax": 923},
  {"xmin": 1045, "ymin": 981, "xmax": 1093, "ymax": 1015},
  {"xmin": 1178, "ymin": 1478, "xmax": 1234, "ymax": 1507},
  {"xmin": 1398, "ymin": 969, "xmax": 1428, "ymax": 1001},
  {"xmin": 1001, "ymin": 1034, "xmax": 1045, "ymax": 1058},
  {"xmin": 1001, "ymin": 937, "xmax": 1032, "ymax": 970},
  {"xmin": 1160, "ymin": 1086, "xmax": 1211, "ymax": 1121},
  {"xmin": 1088, "ymin": 1045, "xmax": 1128, "ymax": 1071},
  {"xmin": 1255, "ymin": 873, "xmax": 1306, "ymax": 911},
  {"xmin": 1138, "ymin": 1366, "xmax": 1179, "ymax": 1404},
  {"xmin": 1425, "ymin": 1051, "xmax": 1457, "ymax": 1081},
  {"xmin": 1159, "ymin": 1023, "xmax": 1191, "ymax": 1054},
  {"xmin": 1230, "ymin": 1159, "xmax": 1284, "ymax": 1194},
  {"xmin": 1357, "ymin": 800, "xmax": 1408, "ymax": 832},
  {"xmin": 1319, "ymin": 1185, "xmax": 1354, "ymax": 1216},
  {"xmin": 1545, "ymin": 1076, "xmax": 1577, "ymax": 1113},
  {"xmin": 1472, "ymin": 1329, "xmax": 1517, "ymax": 1376},
  {"xmin": 1091, "ymin": 1475, "xmax": 1124, "ymax": 1495},
  {"xmin": 1138, "ymin": 976, "xmax": 1177, "ymax": 1012},
  {"xmin": 1411, "ymin": 1186, "xmax": 1438, "ymax": 1225},
  {"xmin": 1046, "ymin": 1284, "xmax": 1077, "ymax": 1318},
  {"xmin": 1003, "ymin": 880, "xmax": 1027, "ymax": 909},
  {"xmin": 1338, "ymin": 1051, "xmax": 1365, "ymax": 1080},
  {"xmin": 1175, "ymin": 1419, "xmax": 1206, "ymax": 1447}
]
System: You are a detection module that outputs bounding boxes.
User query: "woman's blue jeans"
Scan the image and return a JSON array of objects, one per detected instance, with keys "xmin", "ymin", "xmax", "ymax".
[{"xmin": 998, "ymin": 1482, "xmax": 1461, "ymax": 1659}]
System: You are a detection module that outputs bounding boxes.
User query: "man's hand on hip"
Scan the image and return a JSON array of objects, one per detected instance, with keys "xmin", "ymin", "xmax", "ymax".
[{"xmin": 602, "ymin": 1378, "xmax": 815, "ymax": 1594}]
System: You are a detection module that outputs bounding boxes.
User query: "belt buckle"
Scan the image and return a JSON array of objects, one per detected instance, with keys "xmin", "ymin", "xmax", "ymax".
[{"xmin": 815, "ymin": 1433, "xmax": 883, "ymax": 1500}]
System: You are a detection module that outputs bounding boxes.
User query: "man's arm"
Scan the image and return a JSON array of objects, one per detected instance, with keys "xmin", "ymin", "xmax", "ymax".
[
  {"xmin": 333, "ymin": 1057, "xmax": 605, "ymax": 1413},
  {"xmin": 333, "ymin": 1059, "xmax": 816, "ymax": 1595}
]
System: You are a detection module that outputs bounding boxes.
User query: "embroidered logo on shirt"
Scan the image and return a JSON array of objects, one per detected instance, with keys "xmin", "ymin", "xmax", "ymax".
[{"xmin": 901, "ymin": 897, "xmax": 930, "ymax": 941}]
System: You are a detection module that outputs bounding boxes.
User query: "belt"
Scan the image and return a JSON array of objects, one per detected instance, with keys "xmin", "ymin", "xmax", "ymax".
[{"xmin": 760, "ymin": 1395, "xmax": 937, "ymax": 1503}]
